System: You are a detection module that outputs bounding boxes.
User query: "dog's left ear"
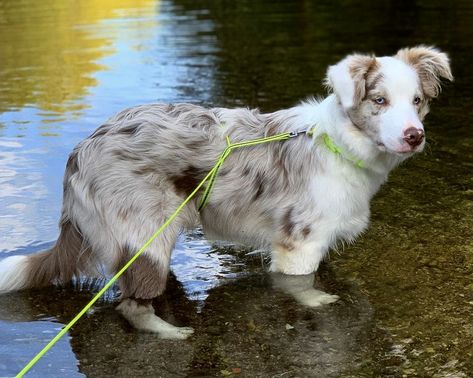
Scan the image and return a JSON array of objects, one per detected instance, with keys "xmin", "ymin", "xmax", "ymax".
[
  {"xmin": 325, "ymin": 54, "xmax": 378, "ymax": 110},
  {"xmin": 395, "ymin": 46, "xmax": 453, "ymax": 99}
]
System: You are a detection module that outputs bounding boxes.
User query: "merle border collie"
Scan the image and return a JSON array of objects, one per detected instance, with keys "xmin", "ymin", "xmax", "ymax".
[{"xmin": 0, "ymin": 46, "xmax": 452, "ymax": 339}]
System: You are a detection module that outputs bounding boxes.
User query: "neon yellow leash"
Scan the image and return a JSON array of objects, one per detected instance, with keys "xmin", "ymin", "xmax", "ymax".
[{"xmin": 17, "ymin": 127, "xmax": 364, "ymax": 377}]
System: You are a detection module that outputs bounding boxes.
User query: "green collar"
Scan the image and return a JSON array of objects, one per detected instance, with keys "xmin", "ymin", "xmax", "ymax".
[{"xmin": 306, "ymin": 128, "xmax": 365, "ymax": 168}]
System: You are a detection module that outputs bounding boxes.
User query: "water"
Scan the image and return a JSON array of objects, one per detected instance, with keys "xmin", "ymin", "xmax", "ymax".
[{"xmin": 0, "ymin": 0, "xmax": 472, "ymax": 376}]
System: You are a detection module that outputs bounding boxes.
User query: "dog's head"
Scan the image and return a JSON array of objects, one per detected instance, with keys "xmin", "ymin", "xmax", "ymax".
[{"xmin": 325, "ymin": 46, "xmax": 453, "ymax": 155}]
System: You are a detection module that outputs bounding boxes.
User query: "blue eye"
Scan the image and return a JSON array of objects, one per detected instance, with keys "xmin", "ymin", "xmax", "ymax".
[{"xmin": 374, "ymin": 97, "xmax": 386, "ymax": 105}]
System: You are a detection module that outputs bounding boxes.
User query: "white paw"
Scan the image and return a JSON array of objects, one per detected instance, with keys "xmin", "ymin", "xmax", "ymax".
[
  {"xmin": 117, "ymin": 299, "xmax": 194, "ymax": 339},
  {"xmin": 295, "ymin": 289, "xmax": 339, "ymax": 307},
  {"xmin": 159, "ymin": 326, "xmax": 194, "ymax": 340}
]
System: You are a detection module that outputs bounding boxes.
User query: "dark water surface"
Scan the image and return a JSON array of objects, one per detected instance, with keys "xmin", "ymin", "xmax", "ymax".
[{"xmin": 0, "ymin": 0, "xmax": 472, "ymax": 377}]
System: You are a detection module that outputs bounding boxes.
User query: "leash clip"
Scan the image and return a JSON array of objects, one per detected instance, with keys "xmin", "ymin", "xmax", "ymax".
[{"xmin": 288, "ymin": 129, "xmax": 307, "ymax": 138}]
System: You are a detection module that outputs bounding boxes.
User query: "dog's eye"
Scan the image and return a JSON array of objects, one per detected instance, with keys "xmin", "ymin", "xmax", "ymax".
[
  {"xmin": 374, "ymin": 97, "xmax": 386, "ymax": 105},
  {"xmin": 413, "ymin": 96, "xmax": 421, "ymax": 105}
]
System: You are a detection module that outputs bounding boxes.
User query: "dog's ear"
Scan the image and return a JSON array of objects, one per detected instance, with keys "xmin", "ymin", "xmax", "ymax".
[
  {"xmin": 395, "ymin": 46, "xmax": 453, "ymax": 99},
  {"xmin": 325, "ymin": 54, "xmax": 378, "ymax": 109}
]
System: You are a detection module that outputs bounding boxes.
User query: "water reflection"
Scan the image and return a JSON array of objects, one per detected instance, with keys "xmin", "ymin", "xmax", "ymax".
[
  {"xmin": 0, "ymin": 0, "xmax": 158, "ymax": 115},
  {"xmin": 0, "ymin": 139, "xmax": 49, "ymax": 251},
  {"xmin": 0, "ymin": 320, "xmax": 83, "ymax": 378},
  {"xmin": 0, "ymin": 268, "xmax": 386, "ymax": 377},
  {"xmin": 0, "ymin": 0, "xmax": 219, "ymax": 251}
]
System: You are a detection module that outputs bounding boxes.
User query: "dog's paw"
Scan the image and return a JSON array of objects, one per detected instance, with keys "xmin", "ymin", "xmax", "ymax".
[
  {"xmin": 159, "ymin": 326, "xmax": 194, "ymax": 340},
  {"xmin": 295, "ymin": 289, "xmax": 339, "ymax": 307}
]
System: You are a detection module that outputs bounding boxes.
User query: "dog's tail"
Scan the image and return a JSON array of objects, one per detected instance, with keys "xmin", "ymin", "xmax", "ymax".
[{"xmin": 0, "ymin": 219, "xmax": 88, "ymax": 294}]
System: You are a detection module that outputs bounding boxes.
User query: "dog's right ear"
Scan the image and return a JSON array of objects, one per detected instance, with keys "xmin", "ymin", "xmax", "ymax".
[{"xmin": 325, "ymin": 54, "xmax": 378, "ymax": 110}]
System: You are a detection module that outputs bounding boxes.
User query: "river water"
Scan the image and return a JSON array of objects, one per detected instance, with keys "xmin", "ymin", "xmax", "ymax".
[{"xmin": 0, "ymin": 0, "xmax": 472, "ymax": 376}]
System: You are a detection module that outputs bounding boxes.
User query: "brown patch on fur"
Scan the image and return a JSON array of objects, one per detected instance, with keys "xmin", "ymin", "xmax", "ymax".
[
  {"xmin": 365, "ymin": 73, "xmax": 384, "ymax": 95},
  {"xmin": 253, "ymin": 172, "xmax": 265, "ymax": 200},
  {"xmin": 275, "ymin": 155, "xmax": 289, "ymax": 182},
  {"xmin": 26, "ymin": 220, "xmax": 90, "ymax": 288},
  {"xmin": 184, "ymin": 139, "xmax": 208, "ymax": 151},
  {"xmin": 117, "ymin": 206, "xmax": 133, "ymax": 221},
  {"xmin": 118, "ymin": 123, "xmax": 140, "ymax": 136},
  {"xmin": 265, "ymin": 144, "xmax": 290, "ymax": 188},
  {"xmin": 169, "ymin": 165, "xmax": 206, "ymax": 196},
  {"xmin": 371, "ymin": 109, "xmax": 381, "ymax": 116},
  {"xmin": 189, "ymin": 113, "xmax": 219, "ymax": 129},
  {"xmin": 348, "ymin": 98, "xmax": 389, "ymax": 131},
  {"xmin": 65, "ymin": 150, "xmax": 79, "ymax": 176},
  {"xmin": 115, "ymin": 246, "xmax": 167, "ymax": 299},
  {"xmin": 89, "ymin": 124, "xmax": 111, "ymax": 139},
  {"xmin": 88, "ymin": 180, "xmax": 98, "ymax": 198},
  {"xmin": 266, "ymin": 119, "xmax": 282, "ymax": 137},
  {"xmin": 302, "ymin": 226, "xmax": 311, "ymax": 238},
  {"xmin": 348, "ymin": 55, "xmax": 380, "ymax": 106},
  {"xmin": 201, "ymin": 113, "xmax": 219, "ymax": 126},
  {"xmin": 132, "ymin": 165, "xmax": 156, "ymax": 176},
  {"xmin": 282, "ymin": 207, "xmax": 295, "ymax": 237},
  {"xmin": 131, "ymin": 297, "xmax": 153, "ymax": 306},
  {"xmin": 395, "ymin": 46, "xmax": 453, "ymax": 98},
  {"xmin": 347, "ymin": 68, "xmax": 391, "ymax": 130},
  {"xmin": 276, "ymin": 240, "xmax": 295, "ymax": 252}
]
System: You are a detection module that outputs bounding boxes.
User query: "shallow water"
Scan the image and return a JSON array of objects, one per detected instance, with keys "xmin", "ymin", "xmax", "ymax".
[{"xmin": 0, "ymin": 0, "xmax": 472, "ymax": 376}]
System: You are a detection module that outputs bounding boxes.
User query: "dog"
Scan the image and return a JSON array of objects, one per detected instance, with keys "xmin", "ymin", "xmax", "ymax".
[{"xmin": 0, "ymin": 46, "xmax": 452, "ymax": 339}]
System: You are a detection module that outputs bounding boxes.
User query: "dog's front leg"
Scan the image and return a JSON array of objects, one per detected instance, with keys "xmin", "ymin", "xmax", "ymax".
[
  {"xmin": 270, "ymin": 241, "xmax": 339, "ymax": 307},
  {"xmin": 270, "ymin": 240, "xmax": 324, "ymax": 275},
  {"xmin": 271, "ymin": 272, "xmax": 339, "ymax": 307}
]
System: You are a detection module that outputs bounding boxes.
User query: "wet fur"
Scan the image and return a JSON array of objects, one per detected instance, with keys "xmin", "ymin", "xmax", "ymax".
[{"xmin": 0, "ymin": 46, "xmax": 452, "ymax": 336}]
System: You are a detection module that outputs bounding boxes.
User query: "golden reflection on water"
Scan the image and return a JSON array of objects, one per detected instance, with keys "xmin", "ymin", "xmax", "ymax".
[{"xmin": 0, "ymin": 0, "xmax": 157, "ymax": 116}]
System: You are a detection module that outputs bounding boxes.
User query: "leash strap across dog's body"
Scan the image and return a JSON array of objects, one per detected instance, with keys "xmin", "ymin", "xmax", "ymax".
[
  {"xmin": 197, "ymin": 130, "xmax": 302, "ymax": 210},
  {"xmin": 198, "ymin": 127, "xmax": 365, "ymax": 210},
  {"xmin": 17, "ymin": 126, "xmax": 364, "ymax": 377}
]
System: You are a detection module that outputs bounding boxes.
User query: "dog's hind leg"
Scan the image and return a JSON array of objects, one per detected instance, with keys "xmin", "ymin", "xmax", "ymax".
[
  {"xmin": 114, "ymin": 221, "xmax": 194, "ymax": 339},
  {"xmin": 117, "ymin": 298, "xmax": 194, "ymax": 339}
]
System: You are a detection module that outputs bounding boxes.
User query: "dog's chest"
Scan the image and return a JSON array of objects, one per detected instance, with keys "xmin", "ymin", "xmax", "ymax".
[{"xmin": 309, "ymin": 170, "xmax": 374, "ymax": 242}]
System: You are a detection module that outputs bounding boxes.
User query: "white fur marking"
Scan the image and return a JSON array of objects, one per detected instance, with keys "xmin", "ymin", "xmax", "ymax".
[
  {"xmin": 0, "ymin": 255, "xmax": 29, "ymax": 293},
  {"xmin": 116, "ymin": 299, "xmax": 194, "ymax": 339},
  {"xmin": 270, "ymin": 241, "xmax": 324, "ymax": 275}
]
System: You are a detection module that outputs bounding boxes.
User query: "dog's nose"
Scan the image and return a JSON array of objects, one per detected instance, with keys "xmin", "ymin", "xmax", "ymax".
[{"xmin": 403, "ymin": 127, "xmax": 425, "ymax": 147}]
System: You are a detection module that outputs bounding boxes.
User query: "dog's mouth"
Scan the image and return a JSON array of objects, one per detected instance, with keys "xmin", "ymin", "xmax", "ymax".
[{"xmin": 375, "ymin": 140, "xmax": 423, "ymax": 155}]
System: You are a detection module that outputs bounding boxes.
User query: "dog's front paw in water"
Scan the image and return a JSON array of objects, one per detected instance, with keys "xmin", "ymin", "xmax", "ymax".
[
  {"xmin": 271, "ymin": 272, "xmax": 339, "ymax": 307},
  {"xmin": 117, "ymin": 298, "xmax": 194, "ymax": 340}
]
